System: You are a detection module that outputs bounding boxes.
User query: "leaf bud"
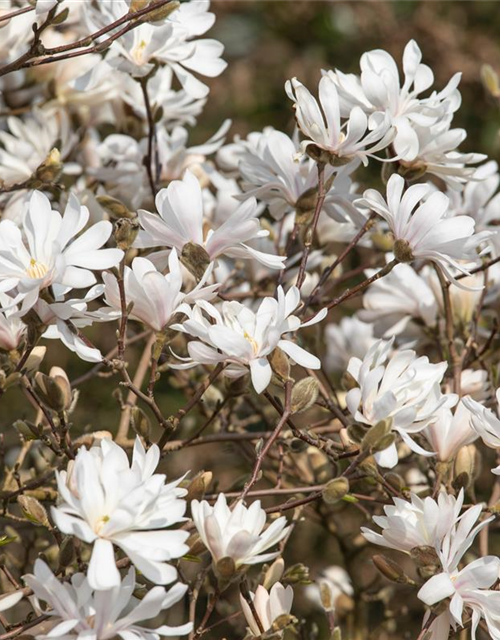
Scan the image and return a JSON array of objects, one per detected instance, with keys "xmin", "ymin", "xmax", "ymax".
[
  {"xmin": 291, "ymin": 377, "xmax": 319, "ymax": 414},
  {"xmin": 17, "ymin": 495, "xmax": 50, "ymax": 527},
  {"xmin": 322, "ymin": 477, "xmax": 350, "ymax": 504},
  {"xmin": 114, "ymin": 217, "xmax": 140, "ymax": 251}
]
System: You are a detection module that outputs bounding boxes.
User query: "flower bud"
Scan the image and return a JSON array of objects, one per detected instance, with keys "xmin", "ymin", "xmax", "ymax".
[
  {"xmin": 454, "ymin": 444, "xmax": 476, "ymax": 484},
  {"xmin": 319, "ymin": 582, "xmax": 334, "ymax": 612},
  {"xmin": 34, "ymin": 371, "xmax": 69, "ymax": 413},
  {"xmin": 180, "ymin": 242, "xmax": 210, "ymax": 281},
  {"xmin": 186, "ymin": 472, "xmax": 212, "ymax": 502},
  {"xmin": 146, "ymin": 0, "xmax": 180, "ymax": 23},
  {"xmin": 215, "ymin": 556, "xmax": 236, "ymax": 579},
  {"xmin": 96, "ymin": 195, "xmax": 134, "ymax": 220},
  {"xmin": 17, "ymin": 495, "xmax": 50, "ymax": 527},
  {"xmin": 322, "ymin": 477, "xmax": 349, "ymax": 504},
  {"xmin": 282, "ymin": 563, "xmax": 310, "ymax": 585},
  {"xmin": 361, "ymin": 419, "xmax": 392, "ymax": 452},
  {"xmin": 13, "ymin": 419, "xmax": 39, "ymax": 441},
  {"xmin": 346, "ymin": 423, "xmax": 366, "ymax": 444},
  {"xmin": 131, "ymin": 406, "xmax": 151, "ymax": 439},
  {"xmin": 25, "ymin": 346, "xmax": 47, "ymax": 374},
  {"xmin": 269, "ymin": 348, "xmax": 291, "ymax": 384},
  {"xmin": 114, "ymin": 218, "xmax": 140, "ymax": 251},
  {"xmin": 291, "ymin": 377, "xmax": 319, "ymax": 414},
  {"xmin": 481, "ymin": 64, "xmax": 500, "ymax": 98},
  {"xmin": 48, "ymin": 367, "xmax": 72, "ymax": 410},
  {"xmin": 372, "ymin": 555, "xmax": 415, "ymax": 585}
]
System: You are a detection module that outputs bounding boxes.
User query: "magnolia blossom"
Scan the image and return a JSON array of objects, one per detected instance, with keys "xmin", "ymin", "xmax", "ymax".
[
  {"xmin": 463, "ymin": 390, "xmax": 500, "ymax": 475},
  {"xmin": 171, "ymin": 286, "xmax": 326, "ymax": 393},
  {"xmin": 0, "ymin": 292, "xmax": 26, "ymax": 351},
  {"xmin": 191, "ymin": 494, "xmax": 290, "ymax": 567},
  {"xmin": 422, "ymin": 401, "xmax": 478, "ymax": 462},
  {"xmin": 51, "ymin": 437, "xmax": 189, "ymax": 590},
  {"xmin": 240, "ymin": 583, "xmax": 294, "ymax": 637},
  {"xmin": 326, "ymin": 40, "xmax": 461, "ymax": 161},
  {"xmin": 285, "ymin": 75, "xmax": 393, "ymax": 165},
  {"xmin": 100, "ymin": 250, "xmax": 218, "ymax": 333},
  {"xmin": 418, "ymin": 557, "xmax": 500, "ymax": 640},
  {"xmin": 362, "ymin": 489, "xmax": 491, "ymax": 572},
  {"xmin": 360, "ymin": 262, "xmax": 437, "ymax": 338},
  {"xmin": 355, "ymin": 174, "xmax": 492, "ymax": 287},
  {"xmin": 0, "ymin": 191, "xmax": 123, "ymax": 315},
  {"xmin": 305, "ymin": 566, "xmax": 354, "ymax": 611},
  {"xmin": 135, "ymin": 170, "xmax": 284, "ymax": 270},
  {"xmin": 324, "ymin": 316, "xmax": 376, "ymax": 373},
  {"xmin": 24, "ymin": 560, "xmax": 192, "ymax": 640},
  {"xmin": 346, "ymin": 339, "xmax": 451, "ymax": 467}
]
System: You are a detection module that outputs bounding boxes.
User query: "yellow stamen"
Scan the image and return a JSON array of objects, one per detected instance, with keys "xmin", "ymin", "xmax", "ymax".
[{"xmin": 26, "ymin": 258, "xmax": 49, "ymax": 280}]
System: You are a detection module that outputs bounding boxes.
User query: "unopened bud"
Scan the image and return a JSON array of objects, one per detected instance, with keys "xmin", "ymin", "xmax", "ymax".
[
  {"xmin": 282, "ymin": 562, "xmax": 310, "ymax": 585},
  {"xmin": 131, "ymin": 407, "xmax": 151, "ymax": 439},
  {"xmin": 393, "ymin": 238, "xmax": 414, "ymax": 263},
  {"xmin": 186, "ymin": 471, "xmax": 212, "ymax": 501},
  {"xmin": 481, "ymin": 64, "xmax": 500, "ymax": 98},
  {"xmin": 25, "ymin": 346, "xmax": 47, "ymax": 374},
  {"xmin": 361, "ymin": 419, "xmax": 392, "ymax": 453},
  {"xmin": 454, "ymin": 444, "xmax": 476, "ymax": 483},
  {"xmin": 384, "ymin": 472, "xmax": 405, "ymax": 493},
  {"xmin": 271, "ymin": 614, "xmax": 296, "ymax": 632},
  {"xmin": 291, "ymin": 377, "xmax": 319, "ymax": 414},
  {"xmin": 96, "ymin": 195, "xmax": 134, "ymax": 220},
  {"xmin": 34, "ymin": 148, "xmax": 61, "ymax": 183},
  {"xmin": 13, "ymin": 419, "xmax": 39, "ymax": 441},
  {"xmin": 263, "ymin": 558, "xmax": 285, "ymax": 590},
  {"xmin": 146, "ymin": 0, "xmax": 180, "ymax": 23},
  {"xmin": 34, "ymin": 371, "xmax": 68, "ymax": 412},
  {"xmin": 17, "ymin": 495, "xmax": 50, "ymax": 527},
  {"xmin": 48, "ymin": 367, "xmax": 72, "ymax": 410},
  {"xmin": 372, "ymin": 555, "xmax": 415, "ymax": 585},
  {"xmin": 114, "ymin": 217, "xmax": 140, "ymax": 251},
  {"xmin": 411, "ymin": 545, "xmax": 440, "ymax": 580},
  {"xmin": 346, "ymin": 423, "xmax": 366, "ymax": 444},
  {"xmin": 269, "ymin": 348, "xmax": 291, "ymax": 383},
  {"xmin": 180, "ymin": 242, "xmax": 210, "ymax": 281},
  {"xmin": 319, "ymin": 581, "xmax": 334, "ymax": 612},
  {"xmin": 322, "ymin": 477, "xmax": 349, "ymax": 504}
]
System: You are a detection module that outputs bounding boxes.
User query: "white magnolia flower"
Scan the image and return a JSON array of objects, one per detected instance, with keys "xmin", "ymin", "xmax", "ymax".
[
  {"xmin": 51, "ymin": 437, "xmax": 189, "ymax": 590},
  {"xmin": 305, "ymin": 566, "xmax": 354, "ymax": 611},
  {"xmin": 135, "ymin": 170, "xmax": 285, "ymax": 270},
  {"xmin": 0, "ymin": 108, "xmax": 75, "ymax": 187},
  {"xmin": 360, "ymin": 262, "xmax": 437, "ymax": 338},
  {"xmin": 402, "ymin": 119, "xmax": 486, "ymax": 190},
  {"xmin": 24, "ymin": 560, "xmax": 192, "ymax": 640},
  {"xmin": 418, "ymin": 557, "xmax": 500, "ymax": 640},
  {"xmin": 355, "ymin": 173, "xmax": 491, "ymax": 287},
  {"xmin": 191, "ymin": 494, "xmax": 290, "ymax": 567},
  {"xmin": 463, "ymin": 389, "xmax": 500, "ymax": 449},
  {"xmin": 422, "ymin": 400, "xmax": 478, "ymax": 462},
  {"xmin": 324, "ymin": 316, "xmax": 376, "ymax": 373},
  {"xmin": 326, "ymin": 40, "xmax": 461, "ymax": 161},
  {"xmin": 362, "ymin": 489, "xmax": 492, "ymax": 572},
  {"xmin": 234, "ymin": 128, "xmax": 361, "ymax": 222},
  {"xmin": 346, "ymin": 339, "xmax": 451, "ymax": 467},
  {"xmin": 285, "ymin": 75, "xmax": 394, "ymax": 165},
  {"xmin": 0, "ymin": 292, "xmax": 26, "ymax": 351},
  {"xmin": 90, "ymin": 0, "xmax": 226, "ymax": 97},
  {"xmin": 0, "ymin": 191, "xmax": 123, "ymax": 315},
  {"xmin": 100, "ymin": 250, "xmax": 218, "ymax": 333},
  {"xmin": 172, "ymin": 286, "xmax": 326, "ymax": 393},
  {"xmin": 240, "ymin": 582, "xmax": 294, "ymax": 637}
]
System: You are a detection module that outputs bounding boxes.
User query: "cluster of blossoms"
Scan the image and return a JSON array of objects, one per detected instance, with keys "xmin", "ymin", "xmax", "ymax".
[{"xmin": 0, "ymin": 2, "xmax": 500, "ymax": 639}]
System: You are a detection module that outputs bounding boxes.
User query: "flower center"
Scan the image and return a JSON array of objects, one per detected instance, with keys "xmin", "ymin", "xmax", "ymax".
[
  {"xmin": 95, "ymin": 514, "xmax": 110, "ymax": 534},
  {"xmin": 243, "ymin": 331, "xmax": 259, "ymax": 355},
  {"xmin": 132, "ymin": 39, "xmax": 148, "ymax": 64},
  {"xmin": 26, "ymin": 258, "xmax": 49, "ymax": 280}
]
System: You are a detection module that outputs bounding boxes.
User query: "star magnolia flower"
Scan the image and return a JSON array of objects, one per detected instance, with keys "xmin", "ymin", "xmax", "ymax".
[
  {"xmin": 191, "ymin": 494, "xmax": 290, "ymax": 567},
  {"xmin": 100, "ymin": 250, "xmax": 218, "ymax": 333},
  {"xmin": 325, "ymin": 316, "xmax": 376, "ymax": 373},
  {"xmin": 362, "ymin": 489, "xmax": 492, "ymax": 572},
  {"xmin": 355, "ymin": 174, "xmax": 491, "ymax": 287},
  {"xmin": 0, "ymin": 292, "xmax": 26, "ymax": 351},
  {"xmin": 422, "ymin": 400, "xmax": 478, "ymax": 462},
  {"xmin": 23, "ymin": 560, "xmax": 192, "ymax": 640},
  {"xmin": 51, "ymin": 437, "xmax": 189, "ymax": 590},
  {"xmin": 418, "ymin": 557, "xmax": 500, "ymax": 640},
  {"xmin": 135, "ymin": 170, "xmax": 284, "ymax": 270},
  {"xmin": 0, "ymin": 191, "xmax": 123, "ymax": 315},
  {"xmin": 240, "ymin": 583, "xmax": 294, "ymax": 637},
  {"xmin": 234, "ymin": 128, "xmax": 361, "ymax": 222},
  {"xmin": 360, "ymin": 262, "xmax": 437, "ymax": 339},
  {"xmin": 305, "ymin": 566, "xmax": 354, "ymax": 611},
  {"xmin": 171, "ymin": 286, "xmax": 326, "ymax": 393},
  {"xmin": 463, "ymin": 390, "xmax": 500, "ymax": 475},
  {"xmin": 326, "ymin": 40, "xmax": 461, "ymax": 162},
  {"xmin": 346, "ymin": 338, "xmax": 451, "ymax": 468},
  {"xmin": 285, "ymin": 75, "xmax": 394, "ymax": 165}
]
